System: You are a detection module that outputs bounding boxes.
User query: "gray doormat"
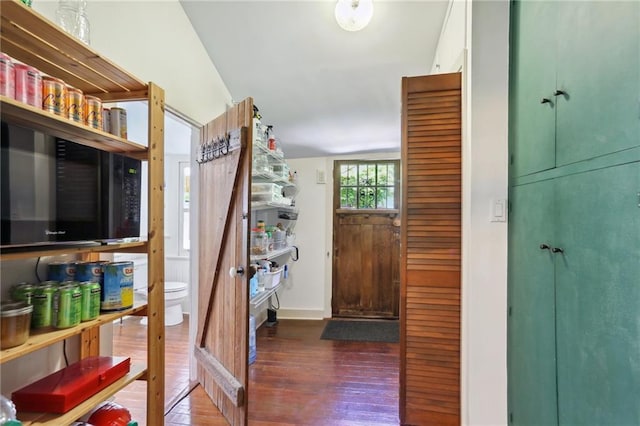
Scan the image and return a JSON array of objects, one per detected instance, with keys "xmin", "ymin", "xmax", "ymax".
[{"xmin": 320, "ymin": 320, "xmax": 399, "ymax": 343}]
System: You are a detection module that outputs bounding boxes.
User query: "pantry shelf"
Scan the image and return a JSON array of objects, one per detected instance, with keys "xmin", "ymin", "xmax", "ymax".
[
  {"xmin": 250, "ymin": 246, "xmax": 295, "ymax": 262},
  {"xmin": 17, "ymin": 363, "xmax": 147, "ymax": 425},
  {"xmin": 0, "ymin": 303, "xmax": 148, "ymax": 364},
  {"xmin": 0, "ymin": 96, "xmax": 148, "ymax": 159},
  {"xmin": 250, "ymin": 282, "xmax": 282, "ymax": 308},
  {"xmin": 0, "ymin": 241, "xmax": 149, "ymax": 262}
]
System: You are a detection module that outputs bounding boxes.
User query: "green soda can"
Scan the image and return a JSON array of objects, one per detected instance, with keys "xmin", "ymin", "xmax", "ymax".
[
  {"xmin": 31, "ymin": 283, "xmax": 57, "ymax": 329},
  {"xmin": 11, "ymin": 283, "xmax": 35, "ymax": 305},
  {"xmin": 79, "ymin": 281, "xmax": 101, "ymax": 321},
  {"xmin": 52, "ymin": 284, "xmax": 82, "ymax": 329}
]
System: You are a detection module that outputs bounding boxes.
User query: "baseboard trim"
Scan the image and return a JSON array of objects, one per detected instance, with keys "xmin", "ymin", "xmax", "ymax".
[{"xmin": 275, "ymin": 308, "xmax": 325, "ymax": 320}]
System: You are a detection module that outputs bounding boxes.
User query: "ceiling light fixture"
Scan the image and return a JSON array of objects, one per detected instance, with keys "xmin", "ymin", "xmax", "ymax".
[{"xmin": 335, "ymin": 0, "xmax": 374, "ymax": 32}]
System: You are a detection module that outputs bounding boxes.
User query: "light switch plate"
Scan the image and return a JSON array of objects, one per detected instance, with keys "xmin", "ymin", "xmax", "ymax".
[
  {"xmin": 491, "ymin": 199, "xmax": 507, "ymax": 222},
  {"xmin": 316, "ymin": 169, "xmax": 326, "ymax": 184}
]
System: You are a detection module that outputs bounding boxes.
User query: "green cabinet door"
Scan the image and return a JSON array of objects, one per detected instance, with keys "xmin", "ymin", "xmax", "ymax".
[
  {"xmin": 556, "ymin": 2, "xmax": 640, "ymax": 166},
  {"xmin": 510, "ymin": 0, "xmax": 557, "ymax": 178},
  {"xmin": 508, "ymin": 180, "xmax": 558, "ymax": 425},
  {"xmin": 554, "ymin": 162, "xmax": 640, "ymax": 425}
]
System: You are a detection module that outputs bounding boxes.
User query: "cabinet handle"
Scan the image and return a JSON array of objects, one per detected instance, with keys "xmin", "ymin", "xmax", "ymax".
[
  {"xmin": 552, "ymin": 247, "xmax": 564, "ymax": 254},
  {"xmin": 554, "ymin": 90, "xmax": 567, "ymax": 97},
  {"xmin": 540, "ymin": 98, "xmax": 552, "ymax": 104},
  {"xmin": 539, "ymin": 243, "xmax": 551, "ymax": 250}
]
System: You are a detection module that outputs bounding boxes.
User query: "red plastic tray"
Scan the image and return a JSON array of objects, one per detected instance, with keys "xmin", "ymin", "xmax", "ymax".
[{"xmin": 12, "ymin": 356, "xmax": 131, "ymax": 414}]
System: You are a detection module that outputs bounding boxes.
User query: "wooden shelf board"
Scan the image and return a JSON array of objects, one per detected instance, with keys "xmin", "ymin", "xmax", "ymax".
[
  {"xmin": 0, "ymin": 303, "xmax": 148, "ymax": 364},
  {"xmin": 0, "ymin": 1, "xmax": 147, "ymax": 96},
  {"xmin": 18, "ymin": 363, "xmax": 147, "ymax": 425},
  {"xmin": 0, "ymin": 241, "xmax": 149, "ymax": 262},
  {"xmin": 1, "ymin": 96, "xmax": 148, "ymax": 159}
]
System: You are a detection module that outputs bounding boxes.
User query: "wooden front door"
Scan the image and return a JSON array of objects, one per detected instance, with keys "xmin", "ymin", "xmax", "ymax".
[
  {"xmin": 400, "ymin": 73, "xmax": 462, "ymax": 425},
  {"xmin": 195, "ymin": 98, "xmax": 253, "ymax": 425},
  {"xmin": 332, "ymin": 160, "xmax": 400, "ymax": 319}
]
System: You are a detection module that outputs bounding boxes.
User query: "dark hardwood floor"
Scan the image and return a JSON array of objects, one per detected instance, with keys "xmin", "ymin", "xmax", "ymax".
[{"xmin": 112, "ymin": 317, "xmax": 399, "ymax": 425}]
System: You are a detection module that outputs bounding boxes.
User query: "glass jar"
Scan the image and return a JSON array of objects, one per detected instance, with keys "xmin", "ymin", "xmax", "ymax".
[{"xmin": 250, "ymin": 229, "xmax": 267, "ymax": 255}]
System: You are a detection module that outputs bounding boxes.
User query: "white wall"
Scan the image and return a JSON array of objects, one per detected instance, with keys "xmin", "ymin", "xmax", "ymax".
[
  {"xmin": 425, "ymin": 0, "xmax": 512, "ymax": 422},
  {"xmin": 32, "ymin": 0, "xmax": 232, "ymax": 123},
  {"xmin": 463, "ymin": 1, "xmax": 510, "ymax": 425},
  {"xmin": 431, "ymin": 0, "xmax": 467, "ymax": 74}
]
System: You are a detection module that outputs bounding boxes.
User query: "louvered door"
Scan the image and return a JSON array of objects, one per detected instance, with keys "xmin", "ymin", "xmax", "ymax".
[{"xmin": 400, "ymin": 73, "xmax": 461, "ymax": 425}]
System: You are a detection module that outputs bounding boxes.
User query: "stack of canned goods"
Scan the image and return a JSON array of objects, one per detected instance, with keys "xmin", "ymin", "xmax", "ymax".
[
  {"xmin": 6, "ymin": 259, "xmax": 134, "ymax": 333},
  {"xmin": 0, "ymin": 52, "xmax": 127, "ymax": 136}
]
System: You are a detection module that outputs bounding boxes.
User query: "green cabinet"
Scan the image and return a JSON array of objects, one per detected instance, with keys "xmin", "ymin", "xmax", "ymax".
[
  {"xmin": 508, "ymin": 162, "xmax": 640, "ymax": 425},
  {"xmin": 554, "ymin": 163, "xmax": 640, "ymax": 425},
  {"xmin": 507, "ymin": 180, "xmax": 558, "ymax": 425},
  {"xmin": 509, "ymin": 0, "xmax": 557, "ymax": 177},
  {"xmin": 509, "ymin": 1, "xmax": 640, "ymax": 423},
  {"xmin": 510, "ymin": 0, "xmax": 640, "ymax": 178}
]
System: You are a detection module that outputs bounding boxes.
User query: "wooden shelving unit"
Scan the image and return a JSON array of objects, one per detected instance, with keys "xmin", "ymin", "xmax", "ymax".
[
  {"xmin": 0, "ymin": 303, "xmax": 147, "ymax": 364},
  {"xmin": 0, "ymin": 1, "xmax": 165, "ymax": 424}
]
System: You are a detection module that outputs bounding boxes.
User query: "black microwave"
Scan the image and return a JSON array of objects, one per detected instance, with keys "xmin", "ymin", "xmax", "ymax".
[{"xmin": 1, "ymin": 121, "xmax": 142, "ymax": 248}]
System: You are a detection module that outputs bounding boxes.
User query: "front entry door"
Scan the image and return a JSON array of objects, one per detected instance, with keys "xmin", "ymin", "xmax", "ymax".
[
  {"xmin": 195, "ymin": 99, "xmax": 253, "ymax": 425},
  {"xmin": 332, "ymin": 160, "xmax": 400, "ymax": 318}
]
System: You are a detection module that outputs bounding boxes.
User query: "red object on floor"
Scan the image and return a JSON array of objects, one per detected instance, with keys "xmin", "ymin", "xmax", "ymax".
[{"xmin": 12, "ymin": 356, "xmax": 131, "ymax": 414}]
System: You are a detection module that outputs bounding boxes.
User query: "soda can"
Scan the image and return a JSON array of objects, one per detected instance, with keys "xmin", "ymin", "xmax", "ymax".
[
  {"xmin": 102, "ymin": 108, "xmax": 111, "ymax": 133},
  {"xmin": 42, "ymin": 75, "xmax": 66, "ymax": 115},
  {"xmin": 11, "ymin": 282, "xmax": 35, "ymax": 305},
  {"xmin": 52, "ymin": 283, "xmax": 82, "ymax": 329},
  {"xmin": 84, "ymin": 95, "xmax": 102, "ymax": 129},
  {"xmin": 0, "ymin": 52, "xmax": 15, "ymax": 98},
  {"xmin": 66, "ymin": 85, "xmax": 84, "ymax": 122},
  {"xmin": 79, "ymin": 281, "xmax": 101, "ymax": 321},
  {"xmin": 48, "ymin": 261, "xmax": 76, "ymax": 282},
  {"xmin": 109, "ymin": 107, "xmax": 127, "ymax": 139},
  {"xmin": 75, "ymin": 261, "xmax": 105, "ymax": 285},
  {"xmin": 14, "ymin": 63, "xmax": 42, "ymax": 107},
  {"xmin": 101, "ymin": 261, "xmax": 134, "ymax": 311},
  {"xmin": 31, "ymin": 283, "xmax": 57, "ymax": 329}
]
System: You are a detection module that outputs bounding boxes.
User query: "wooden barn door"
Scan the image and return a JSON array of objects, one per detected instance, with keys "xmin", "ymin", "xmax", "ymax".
[
  {"xmin": 195, "ymin": 98, "xmax": 253, "ymax": 425},
  {"xmin": 400, "ymin": 73, "xmax": 462, "ymax": 425}
]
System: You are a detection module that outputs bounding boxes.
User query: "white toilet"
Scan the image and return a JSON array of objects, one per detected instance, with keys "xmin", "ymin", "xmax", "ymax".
[
  {"xmin": 162, "ymin": 281, "xmax": 189, "ymax": 326},
  {"xmin": 132, "ymin": 259, "xmax": 189, "ymax": 326}
]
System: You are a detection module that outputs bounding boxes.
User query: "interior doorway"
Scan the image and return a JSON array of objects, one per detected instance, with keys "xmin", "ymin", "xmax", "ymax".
[{"xmin": 332, "ymin": 160, "xmax": 401, "ymax": 319}]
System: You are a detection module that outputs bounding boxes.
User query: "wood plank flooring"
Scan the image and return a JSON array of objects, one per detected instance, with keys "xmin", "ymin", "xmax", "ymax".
[{"xmin": 112, "ymin": 317, "xmax": 399, "ymax": 425}]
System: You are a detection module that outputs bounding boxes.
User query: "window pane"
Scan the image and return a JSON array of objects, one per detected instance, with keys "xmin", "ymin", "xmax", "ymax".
[
  {"xmin": 359, "ymin": 187, "xmax": 375, "ymax": 209},
  {"xmin": 182, "ymin": 211, "xmax": 190, "ymax": 251},
  {"xmin": 341, "ymin": 187, "xmax": 356, "ymax": 208},
  {"xmin": 183, "ymin": 166, "xmax": 191, "ymax": 208},
  {"xmin": 341, "ymin": 164, "xmax": 357, "ymax": 186},
  {"xmin": 376, "ymin": 188, "xmax": 388, "ymax": 208},
  {"xmin": 359, "ymin": 164, "xmax": 376, "ymax": 186}
]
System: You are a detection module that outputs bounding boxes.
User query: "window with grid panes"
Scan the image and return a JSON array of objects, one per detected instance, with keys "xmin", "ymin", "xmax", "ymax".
[{"xmin": 337, "ymin": 160, "xmax": 399, "ymax": 209}]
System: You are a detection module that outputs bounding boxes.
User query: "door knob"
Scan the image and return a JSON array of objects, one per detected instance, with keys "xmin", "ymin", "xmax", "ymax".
[
  {"xmin": 229, "ymin": 266, "xmax": 245, "ymax": 278},
  {"xmin": 539, "ymin": 243, "xmax": 551, "ymax": 250},
  {"xmin": 552, "ymin": 247, "xmax": 564, "ymax": 254},
  {"xmin": 554, "ymin": 90, "xmax": 567, "ymax": 97},
  {"xmin": 540, "ymin": 98, "xmax": 552, "ymax": 104}
]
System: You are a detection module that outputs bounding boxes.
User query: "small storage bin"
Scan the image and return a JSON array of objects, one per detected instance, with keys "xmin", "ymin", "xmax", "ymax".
[
  {"xmin": 271, "ymin": 163, "xmax": 290, "ymax": 180},
  {"xmin": 263, "ymin": 268, "xmax": 282, "ymax": 289}
]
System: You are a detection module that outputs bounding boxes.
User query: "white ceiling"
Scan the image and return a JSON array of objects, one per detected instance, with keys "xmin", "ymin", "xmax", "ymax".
[{"xmin": 180, "ymin": 1, "xmax": 449, "ymax": 158}]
